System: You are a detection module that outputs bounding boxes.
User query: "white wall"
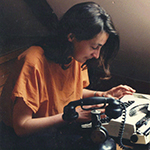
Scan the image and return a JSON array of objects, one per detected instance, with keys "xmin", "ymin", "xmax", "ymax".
[{"xmin": 47, "ymin": 0, "xmax": 150, "ymax": 83}]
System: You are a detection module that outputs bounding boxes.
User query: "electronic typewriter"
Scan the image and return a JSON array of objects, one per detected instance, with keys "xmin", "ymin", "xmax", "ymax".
[{"xmin": 103, "ymin": 93, "xmax": 150, "ymax": 145}]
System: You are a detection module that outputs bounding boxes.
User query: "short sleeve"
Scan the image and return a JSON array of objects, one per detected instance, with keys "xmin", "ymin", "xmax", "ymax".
[
  {"xmin": 11, "ymin": 48, "xmax": 45, "ymax": 113},
  {"xmin": 82, "ymin": 68, "xmax": 90, "ymax": 88}
]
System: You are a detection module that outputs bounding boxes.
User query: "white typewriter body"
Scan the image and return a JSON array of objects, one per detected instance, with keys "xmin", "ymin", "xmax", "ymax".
[{"xmin": 104, "ymin": 93, "xmax": 150, "ymax": 145}]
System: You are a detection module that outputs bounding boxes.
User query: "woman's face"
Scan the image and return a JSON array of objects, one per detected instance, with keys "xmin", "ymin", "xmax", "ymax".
[{"xmin": 71, "ymin": 31, "xmax": 109, "ymax": 63}]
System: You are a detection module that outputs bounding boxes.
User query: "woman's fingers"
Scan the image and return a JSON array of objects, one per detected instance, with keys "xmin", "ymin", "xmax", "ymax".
[
  {"xmin": 117, "ymin": 85, "xmax": 136, "ymax": 93},
  {"xmin": 102, "ymin": 85, "xmax": 136, "ymax": 99}
]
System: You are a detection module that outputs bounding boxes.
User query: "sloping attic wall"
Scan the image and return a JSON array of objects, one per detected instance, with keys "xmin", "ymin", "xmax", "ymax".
[
  {"xmin": 47, "ymin": 0, "xmax": 150, "ymax": 83},
  {"xmin": 0, "ymin": 0, "xmax": 51, "ymax": 55},
  {"xmin": 0, "ymin": 0, "xmax": 49, "ymax": 37}
]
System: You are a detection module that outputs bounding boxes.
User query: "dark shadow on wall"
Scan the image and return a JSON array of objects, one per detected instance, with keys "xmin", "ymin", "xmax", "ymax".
[
  {"xmin": 24, "ymin": 0, "xmax": 58, "ymax": 33},
  {"xmin": 87, "ymin": 68, "xmax": 150, "ymax": 95},
  {"xmin": 0, "ymin": 0, "xmax": 58, "ymax": 56}
]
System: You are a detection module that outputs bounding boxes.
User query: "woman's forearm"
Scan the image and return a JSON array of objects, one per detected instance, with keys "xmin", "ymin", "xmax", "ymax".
[
  {"xmin": 13, "ymin": 98, "xmax": 66, "ymax": 137},
  {"xmin": 83, "ymin": 85, "xmax": 135, "ymax": 99},
  {"xmin": 17, "ymin": 113, "xmax": 65, "ymax": 136},
  {"xmin": 82, "ymin": 89, "xmax": 104, "ymax": 98}
]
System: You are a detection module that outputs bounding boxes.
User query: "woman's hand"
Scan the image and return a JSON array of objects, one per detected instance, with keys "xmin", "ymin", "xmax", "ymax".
[
  {"xmin": 99, "ymin": 85, "xmax": 136, "ymax": 99},
  {"xmin": 76, "ymin": 105, "xmax": 105, "ymax": 123},
  {"xmin": 76, "ymin": 107, "xmax": 92, "ymax": 123}
]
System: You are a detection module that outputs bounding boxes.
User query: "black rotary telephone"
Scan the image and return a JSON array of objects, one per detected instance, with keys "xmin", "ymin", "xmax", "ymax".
[{"xmin": 62, "ymin": 97, "xmax": 132, "ymax": 150}]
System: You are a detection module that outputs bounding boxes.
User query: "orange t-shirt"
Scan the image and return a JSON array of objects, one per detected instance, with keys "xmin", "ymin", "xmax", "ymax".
[{"xmin": 0, "ymin": 46, "xmax": 89, "ymax": 127}]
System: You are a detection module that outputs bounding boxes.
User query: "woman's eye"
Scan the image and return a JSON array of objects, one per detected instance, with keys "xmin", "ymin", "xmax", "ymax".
[{"xmin": 92, "ymin": 46, "xmax": 99, "ymax": 50}]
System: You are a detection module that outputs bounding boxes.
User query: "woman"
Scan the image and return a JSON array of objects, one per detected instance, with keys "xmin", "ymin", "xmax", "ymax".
[{"xmin": 0, "ymin": 2, "xmax": 135, "ymax": 150}]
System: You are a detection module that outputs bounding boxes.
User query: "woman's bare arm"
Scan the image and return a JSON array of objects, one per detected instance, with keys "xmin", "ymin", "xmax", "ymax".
[
  {"xmin": 13, "ymin": 97, "xmax": 93, "ymax": 137},
  {"xmin": 83, "ymin": 85, "xmax": 135, "ymax": 99},
  {"xmin": 13, "ymin": 97, "xmax": 65, "ymax": 137}
]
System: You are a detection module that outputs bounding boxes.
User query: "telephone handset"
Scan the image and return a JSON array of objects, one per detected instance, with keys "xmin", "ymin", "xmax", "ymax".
[
  {"xmin": 62, "ymin": 97, "xmax": 130, "ymax": 150},
  {"xmin": 62, "ymin": 97, "xmax": 122, "ymax": 121}
]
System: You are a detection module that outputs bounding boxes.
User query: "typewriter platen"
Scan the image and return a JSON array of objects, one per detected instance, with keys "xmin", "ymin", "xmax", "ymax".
[{"xmin": 103, "ymin": 93, "xmax": 150, "ymax": 145}]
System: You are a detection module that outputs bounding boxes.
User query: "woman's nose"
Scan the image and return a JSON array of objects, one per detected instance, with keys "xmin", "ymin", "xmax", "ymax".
[{"xmin": 92, "ymin": 50, "xmax": 100, "ymax": 59}]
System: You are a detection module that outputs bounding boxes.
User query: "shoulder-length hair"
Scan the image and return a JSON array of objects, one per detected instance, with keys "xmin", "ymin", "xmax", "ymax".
[{"xmin": 43, "ymin": 2, "xmax": 119, "ymax": 77}]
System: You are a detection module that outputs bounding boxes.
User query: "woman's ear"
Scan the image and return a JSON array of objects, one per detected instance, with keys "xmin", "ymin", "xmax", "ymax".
[{"xmin": 67, "ymin": 33, "xmax": 75, "ymax": 42}]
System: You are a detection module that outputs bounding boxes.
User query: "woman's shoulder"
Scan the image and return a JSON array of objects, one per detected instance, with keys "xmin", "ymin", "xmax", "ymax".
[
  {"xmin": 19, "ymin": 46, "xmax": 44, "ymax": 58},
  {"xmin": 17, "ymin": 46, "xmax": 47, "ymax": 68},
  {"xmin": 18, "ymin": 46, "xmax": 44, "ymax": 62}
]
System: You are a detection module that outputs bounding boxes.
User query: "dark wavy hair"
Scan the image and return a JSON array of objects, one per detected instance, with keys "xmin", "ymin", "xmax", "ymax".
[{"xmin": 40, "ymin": 2, "xmax": 119, "ymax": 77}]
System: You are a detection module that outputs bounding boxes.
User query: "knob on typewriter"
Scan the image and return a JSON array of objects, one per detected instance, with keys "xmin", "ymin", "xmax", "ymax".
[{"xmin": 130, "ymin": 134, "xmax": 138, "ymax": 143}]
